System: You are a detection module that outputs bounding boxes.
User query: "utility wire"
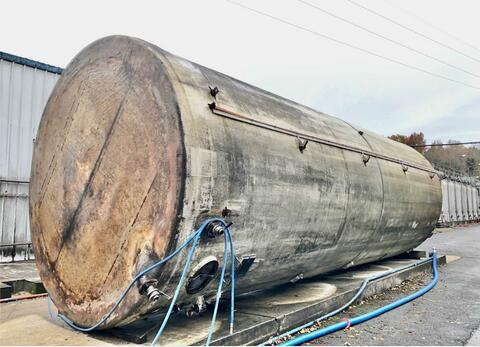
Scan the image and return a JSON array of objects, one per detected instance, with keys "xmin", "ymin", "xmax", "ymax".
[
  {"xmin": 347, "ymin": 0, "xmax": 480, "ymax": 64},
  {"xmin": 224, "ymin": 0, "xmax": 480, "ymax": 91},
  {"xmin": 385, "ymin": 0, "xmax": 480, "ymax": 55},
  {"xmin": 296, "ymin": 0, "xmax": 480, "ymax": 79},
  {"xmin": 410, "ymin": 141, "xmax": 480, "ymax": 148}
]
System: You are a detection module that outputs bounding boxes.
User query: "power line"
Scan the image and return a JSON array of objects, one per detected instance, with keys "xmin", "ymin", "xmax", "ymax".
[
  {"xmin": 385, "ymin": 0, "xmax": 480, "ymax": 55},
  {"xmin": 296, "ymin": 0, "xmax": 480, "ymax": 79},
  {"xmin": 224, "ymin": 0, "xmax": 480, "ymax": 91},
  {"xmin": 410, "ymin": 141, "xmax": 480, "ymax": 148},
  {"xmin": 347, "ymin": 0, "xmax": 480, "ymax": 64}
]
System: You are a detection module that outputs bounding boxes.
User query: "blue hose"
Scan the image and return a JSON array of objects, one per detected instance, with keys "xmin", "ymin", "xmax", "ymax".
[
  {"xmin": 152, "ymin": 223, "xmax": 235, "ymax": 346},
  {"xmin": 279, "ymin": 250, "xmax": 438, "ymax": 346},
  {"xmin": 151, "ymin": 230, "xmax": 204, "ymax": 345},
  {"xmin": 48, "ymin": 218, "xmax": 235, "ymax": 346},
  {"xmin": 262, "ymin": 255, "xmax": 434, "ymax": 345},
  {"xmin": 227, "ymin": 228, "xmax": 235, "ymax": 334},
  {"xmin": 205, "ymin": 231, "xmax": 229, "ymax": 346}
]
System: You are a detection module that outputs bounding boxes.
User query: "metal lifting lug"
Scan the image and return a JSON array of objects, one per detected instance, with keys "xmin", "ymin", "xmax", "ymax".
[
  {"xmin": 296, "ymin": 137, "xmax": 308, "ymax": 153},
  {"xmin": 362, "ymin": 154, "xmax": 370, "ymax": 165},
  {"xmin": 208, "ymin": 101, "xmax": 217, "ymax": 111},
  {"xmin": 209, "ymin": 86, "xmax": 219, "ymax": 98}
]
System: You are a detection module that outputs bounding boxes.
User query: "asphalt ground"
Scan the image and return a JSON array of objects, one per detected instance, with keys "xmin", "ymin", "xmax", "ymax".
[{"xmin": 288, "ymin": 224, "xmax": 480, "ymax": 346}]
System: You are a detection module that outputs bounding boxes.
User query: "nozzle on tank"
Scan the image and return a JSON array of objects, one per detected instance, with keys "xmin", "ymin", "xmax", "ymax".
[
  {"xmin": 205, "ymin": 221, "xmax": 232, "ymax": 238},
  {"xmin": 145, "ymin": 285, "xmax": 161, "ymax": 302},
  {"xmin": 139, "ymin": 279, "xmax": 162, "ymax": 303}
]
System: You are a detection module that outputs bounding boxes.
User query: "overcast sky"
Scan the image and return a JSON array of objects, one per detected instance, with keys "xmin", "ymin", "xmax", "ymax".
[{"xmin": 1, "ymin": 0, "xmax": 479, "ymax": 143}]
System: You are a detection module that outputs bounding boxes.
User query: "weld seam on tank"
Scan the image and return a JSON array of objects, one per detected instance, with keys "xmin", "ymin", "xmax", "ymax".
[{"xmin": 209, "ymin": 103, "xmax": 437, "ymax": 175}]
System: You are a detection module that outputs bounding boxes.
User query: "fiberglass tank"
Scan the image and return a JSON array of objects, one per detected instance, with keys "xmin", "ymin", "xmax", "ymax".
[{"xmin": 30, "ymin": 36, "xmax": 442, "ymax": 328}]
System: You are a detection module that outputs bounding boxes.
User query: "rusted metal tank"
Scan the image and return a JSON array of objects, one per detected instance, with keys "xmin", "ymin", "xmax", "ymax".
[{"xmin": 30, "ymin": 36, "xmax": 442, "ymax": 329}]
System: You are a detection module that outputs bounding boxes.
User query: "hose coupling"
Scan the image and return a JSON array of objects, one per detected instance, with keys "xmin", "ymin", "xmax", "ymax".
[
  {"xmin": 139, "ymin": 279, "xmax": 162, "ymax": 303},
  {"xmin": 205, "ymin": 221, "xmax": 232, "ymax": 238},
  {"xmin": 145, "ymin": 285, "xmax": 161, "ymax": 302}
]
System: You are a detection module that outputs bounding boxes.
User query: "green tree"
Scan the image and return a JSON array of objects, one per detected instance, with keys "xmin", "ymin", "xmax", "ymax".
[{"xmin": 466, "ymin": 157, "xmax": 477, "ymax": 176}]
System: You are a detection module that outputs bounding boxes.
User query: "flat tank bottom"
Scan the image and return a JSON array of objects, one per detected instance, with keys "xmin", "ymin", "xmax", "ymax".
[{"xmin": 30, "ymin": 35, "xmax": 442, "ymax": 328}]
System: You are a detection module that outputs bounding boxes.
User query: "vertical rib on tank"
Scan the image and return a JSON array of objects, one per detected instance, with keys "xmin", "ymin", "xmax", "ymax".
[{"xmin": 30, "ymin": 35, "xmax": 442, "ymax": 329}]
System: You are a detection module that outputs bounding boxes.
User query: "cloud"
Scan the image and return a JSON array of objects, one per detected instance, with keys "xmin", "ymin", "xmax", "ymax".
[{"xmin": 1, "ymin": 0, "xmax": 479, "ymax": 143}]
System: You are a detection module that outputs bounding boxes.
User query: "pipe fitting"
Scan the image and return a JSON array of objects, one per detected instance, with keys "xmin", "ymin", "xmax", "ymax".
[
  {"xmin": 139, "ymin": 278, "xmax": 162, "ymax": 303},
  {"xmin": 186, "ymin": 296, "xmax": 207, "ymax": 318},
  {"xmin": 145, "ymin": 285, "xmax": 161, "ymax": 303},
  {"xmin": 205, "ymin": 221, "xmax": 225, "ymax": 238}
]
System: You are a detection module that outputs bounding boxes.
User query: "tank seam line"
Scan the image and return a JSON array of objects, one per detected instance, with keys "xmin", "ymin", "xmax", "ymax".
[{"xmin": 209, "ymin": 104, "xmax": 437, "ymax": 175}]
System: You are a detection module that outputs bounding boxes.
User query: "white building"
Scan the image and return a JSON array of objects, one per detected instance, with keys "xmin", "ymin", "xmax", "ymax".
[{"xmin": 0, "ymin": 52, "xmax": 62, "ymax": 262}]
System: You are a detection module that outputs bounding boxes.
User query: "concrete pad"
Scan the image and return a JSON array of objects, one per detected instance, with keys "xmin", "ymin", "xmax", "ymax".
[
  {"xmin": 0, "ymin": 297, "xmax": 49, "ymax": 323},
  {"xmin": 434, "ymin": 227, "xmax": 455, "ymax": 234},
  {"xmin": 0, "ymin": 314, "xmax": 112, "ymax": 346},
  {"xmin": 446, "ymin": 255, "xmax": 461, "ymax": 263},
  {"xmin": 0, "ymin": 253, "xmax": 445, "ymax": 346},
  {"xmin": 145, "ymin": 315, "xmax": 221, "ymax": 346},
  {"xmin": 256, "ymin": 282, "xmax": 337, "ymax": 306},
  {"xmin": 0, "ymin": 262, "xmax": 38, "ymax": 283}
]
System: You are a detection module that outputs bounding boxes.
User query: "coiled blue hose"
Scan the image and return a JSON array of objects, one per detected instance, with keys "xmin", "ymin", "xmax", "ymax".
[
  {"xmin": 48, "ymin": 218, "xmax": 235, "ymax": 346},
  {"xmin": 279, "ymin": 250, "xmax": 438, "ymax": 346}
]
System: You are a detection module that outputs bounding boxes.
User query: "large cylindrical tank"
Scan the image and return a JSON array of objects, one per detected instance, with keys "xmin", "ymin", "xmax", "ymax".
[{"xmin": 30, "ymin": 36, "xmax": 441, "ymax": 329}]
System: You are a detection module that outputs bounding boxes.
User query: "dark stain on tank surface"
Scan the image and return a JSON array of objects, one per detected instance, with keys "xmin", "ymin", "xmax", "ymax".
[
  {"xmin": 58, "ymin": 98, "xmax": 127, "ymax": 255},
  {"xmin": 294, "ymin": 235, "xmax": 319, "ymax": 254}
]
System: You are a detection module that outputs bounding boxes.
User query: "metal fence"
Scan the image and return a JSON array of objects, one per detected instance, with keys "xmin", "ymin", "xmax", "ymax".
[
  {"xmin": 0, "ymin": 52, "xmax": 62, "ymax": 262},
  {"xmin": 439, "ymin": 176, "xmax": 480, "ymax": 225}
]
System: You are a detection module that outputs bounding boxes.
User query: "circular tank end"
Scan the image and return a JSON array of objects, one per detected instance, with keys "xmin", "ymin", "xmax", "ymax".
[{"xmin": 29, "ymin": 36, "xmax": 184, "ymax": 327}]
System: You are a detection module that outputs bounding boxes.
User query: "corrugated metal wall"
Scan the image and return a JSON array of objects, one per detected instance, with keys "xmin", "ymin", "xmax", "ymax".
[
  {"xmin": 0, "ymin": 55, "xmax": 61, "ymax": 262},
  {"xmin": 438, "ymin": 178, "xmax": 480, "ymax": 225}
]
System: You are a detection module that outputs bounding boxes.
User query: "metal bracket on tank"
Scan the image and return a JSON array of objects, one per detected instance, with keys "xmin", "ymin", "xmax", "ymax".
[
  {"xmin": 209, "ymin": 86, "xmax": 219, "ymax": 99},
  {"xmin": 235, "ymin": 255, "xmax": 256, "ymax": 278},
  {"xmin": 290, "ymin": 273, "xmax": 304, "ymax": 284},
  {"xmin": 362, "ymin": 153, "xmax": 370, "ymax": 165},
  {"xmin": 296, "ymin": 137, "xmax": 308, "ymax": 153}
]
